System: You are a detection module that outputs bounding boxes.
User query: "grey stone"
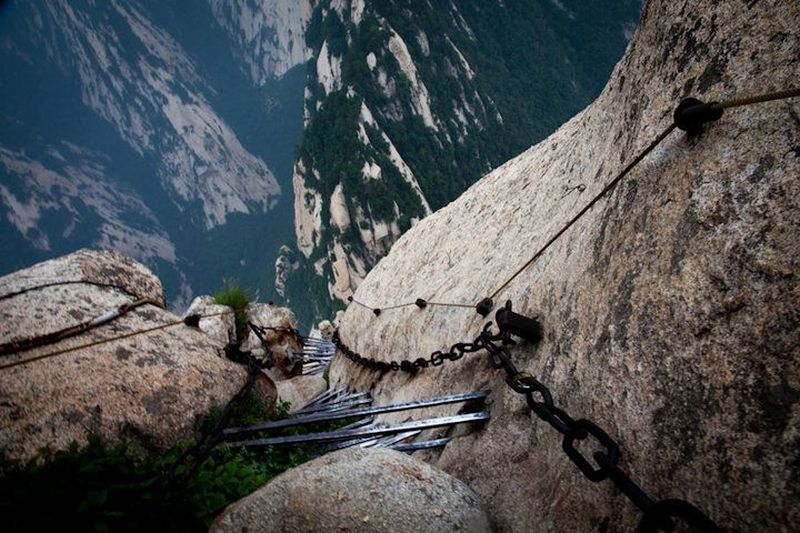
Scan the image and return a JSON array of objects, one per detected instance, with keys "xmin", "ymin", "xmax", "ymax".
[
  {"xmin": 184, "ymin": 295, "xmax": 235, "ymax": 346},
  {"xmin": 0, "ymin": 250, "xmax": 252, "ymax": 461},
  {"xmin": 211, "ymin": 447, "xmax": 491, "ymax": 533},
  {"xmin": 328, "ymin": 1, "xmax": 800, "ymax": 531}
]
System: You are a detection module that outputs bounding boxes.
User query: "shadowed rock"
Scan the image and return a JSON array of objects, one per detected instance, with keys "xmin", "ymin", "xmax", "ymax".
[{"xmin": 211, "ymin": 447, "xmax": 490, "ymax": 532}]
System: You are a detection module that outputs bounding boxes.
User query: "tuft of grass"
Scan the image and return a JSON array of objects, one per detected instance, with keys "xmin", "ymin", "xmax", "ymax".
[{"xmin": 213, "ymin": 283, "xmax": 251, "ymax": 343}]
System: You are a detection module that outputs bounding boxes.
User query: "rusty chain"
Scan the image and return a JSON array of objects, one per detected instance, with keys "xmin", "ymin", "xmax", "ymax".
[{"xmin": 481, "ymin": 324, "xmax": 719, "ymax": 532}]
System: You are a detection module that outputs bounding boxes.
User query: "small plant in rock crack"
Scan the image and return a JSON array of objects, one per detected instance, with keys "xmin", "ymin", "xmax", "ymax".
[{"xmin": 213, "ymin": 282, "xmax": 251, "ymax": 343}]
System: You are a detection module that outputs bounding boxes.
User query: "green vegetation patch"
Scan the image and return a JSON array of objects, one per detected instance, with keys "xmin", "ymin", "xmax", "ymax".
[
  {"xmin": 0, "ymin": 393, "xmax": 356, "ymax": 532},
  {"xmin": 213, "ymin": 283, "xmax": 251, "ymax": 343}
]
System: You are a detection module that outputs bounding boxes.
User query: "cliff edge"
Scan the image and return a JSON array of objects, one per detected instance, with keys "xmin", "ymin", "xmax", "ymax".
[{"xmin": 330, "ymin": 0, "xmax": 800, "ymax": 530}]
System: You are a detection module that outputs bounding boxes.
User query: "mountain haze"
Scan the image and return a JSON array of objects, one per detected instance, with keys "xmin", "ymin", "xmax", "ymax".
[
  {"xmin": 0, "ymin": 0, "xmax": 641, "ymax": 324},
  {"xmin": 0, "ymin": 0, "xmax": 307, "ymax": 308}
]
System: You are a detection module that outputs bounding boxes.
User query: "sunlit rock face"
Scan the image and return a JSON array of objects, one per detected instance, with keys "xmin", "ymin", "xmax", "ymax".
[
  {"xmin": 331, "ymin": 0, "xmax": 800, "ymax": 530},
  {"xmin": 0, "ymin": 250, "xmax": 248, "ymax": 461}
]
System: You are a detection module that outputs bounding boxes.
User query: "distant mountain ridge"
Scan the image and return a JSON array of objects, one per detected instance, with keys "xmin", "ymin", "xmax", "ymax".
[{"xmin": 0, "ymin": 0, "xmax": 308, "ymax": 308}]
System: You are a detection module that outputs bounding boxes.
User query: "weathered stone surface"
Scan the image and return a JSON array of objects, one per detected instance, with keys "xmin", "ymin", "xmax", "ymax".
[
  {"xmin": 243, "ymin": 303, "xmax": 303, "ymax": 379},
  {"xmin": 275, "ymin": 375, "xmax": 326, "ymax": 413},
  {"xmin": 184, "ymin": 295, "xmax": 235, "ymax": 346},
  {"xmin": 329, "ymin": 1, "xmax": 800, "ymax": 531},
  {"xmin": 251, "ymin": 371, "xmax": 278, "ymax": 411},
  {"xmin": 211, "ymin": 447, "xmax": 490, "ymax": 533},
  {"xmin": 0, "ymin": 248, "xmax": 164, "ymax": 306},
  {"xmin": 0, "ymin": 250, "xmax": 250, "ymax": 461}
]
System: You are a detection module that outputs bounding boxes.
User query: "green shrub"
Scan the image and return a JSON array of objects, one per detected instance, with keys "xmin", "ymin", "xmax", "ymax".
[{"xmin": 213, "ymin": 283, "xmax": 251, "ymax": 343}]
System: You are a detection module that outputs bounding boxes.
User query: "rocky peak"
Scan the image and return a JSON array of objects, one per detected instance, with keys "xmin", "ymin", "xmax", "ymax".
[
  {"xmin": 330, "ymin": 0, "xmax": 800, "ymax": 530},
  {"xmin": 208, "ymin": 0, "xmax": 313, "ymax": 85}
]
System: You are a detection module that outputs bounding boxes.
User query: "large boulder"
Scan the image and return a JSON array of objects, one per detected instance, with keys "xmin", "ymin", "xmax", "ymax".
[
  {"xmin": 0, "ymin": 250, "xmax": 250, "ymax": 461},
  {"xmin": 211, "ymin": 447, "xmax": 490, "ymax": 532},
  {"xmin": 329, "ymin": 1, "xmax": 800, "ymax": 531},
  {"xmin": 274, "ymin": 375, "xmax": 327, "ymax": 414}
]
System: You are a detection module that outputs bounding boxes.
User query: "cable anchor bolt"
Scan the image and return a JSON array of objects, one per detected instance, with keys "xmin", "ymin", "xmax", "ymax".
[
  {"xmin": 495, "ymin": 301, "xmax": 542, "ymax": 345},
  {"xmin": 476, "ymin": 297, "xmax": 494, "ymax": 317},
  {"xmin": 183, "ymin": 314, "xmax": 201, "ymax": 328},
  {"xmin": 674, "ymin": 97, "xmax": 723, "ymax": 134}
]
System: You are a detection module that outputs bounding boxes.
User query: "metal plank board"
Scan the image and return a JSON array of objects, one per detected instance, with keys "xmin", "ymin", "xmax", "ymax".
[
  {"xmin": 224, "ymin": 390, "xmax": 488, "ymax": 435},
  {"xmin": 230, "ymin": 411, "xmax": 490, "ymax": 447},
  {"xmin": 295, "ymin": 394, "xmax": 372, "ymax": 415},
  {"xmin": 372, "ymin": 430, "xmax": 421, "ymax": 447},
  {"xmin": 391, "ymin": 438, "xmax": 452, "ymax": 453}
]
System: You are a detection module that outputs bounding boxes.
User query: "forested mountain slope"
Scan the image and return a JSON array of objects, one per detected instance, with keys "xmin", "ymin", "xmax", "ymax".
[{"xmin": 284, "ymin": 0, "xmax": 642, "ymax": 321}]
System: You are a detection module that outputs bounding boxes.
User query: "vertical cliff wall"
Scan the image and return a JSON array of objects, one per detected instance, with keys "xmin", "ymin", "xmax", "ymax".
[
  {"xmin": 0, "ymin": 0, "xmax": 308, "ymax": 308},
  {"xmin": 330, "ymin": 0, "xmax": 800, "ymax": 530}
]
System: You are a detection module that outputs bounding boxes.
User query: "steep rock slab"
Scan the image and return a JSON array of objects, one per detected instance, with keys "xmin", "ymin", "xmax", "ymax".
[
  {"xmin": 0, "ymin": 250, "xmax": 248, "ymax": 461},
  {"xmin": 211, "ymin": 447, "xmax": 490, "ymax": 532},
  {"xmin": 330, "ymin": 0, "xmax": 800, "ymax": 531}
]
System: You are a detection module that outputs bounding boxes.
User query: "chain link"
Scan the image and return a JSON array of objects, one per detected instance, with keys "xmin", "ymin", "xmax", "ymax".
[
  {"xmin": 333, "ymin": 313, "xmax": 719, "ymax": 531},
  {"xmin": 480, "ymin": 330, "xmax": 719, "ymax": 532},
  {"xmin": 333, "ymin": 324, "xmax": 503, "ymax": 374}
]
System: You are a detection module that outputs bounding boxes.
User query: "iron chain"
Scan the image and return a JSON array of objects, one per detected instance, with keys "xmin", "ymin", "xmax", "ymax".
[
  {"xmin": 481, "ymin": 332, "xmax": 719, "ymax": 532},
  {"xmin": 333, "ymin": 323, "xmax": 503, "ymax": 375},
  {"xmin": 334, "ymin": 314, "xmax": 718, "ymax": 531}
]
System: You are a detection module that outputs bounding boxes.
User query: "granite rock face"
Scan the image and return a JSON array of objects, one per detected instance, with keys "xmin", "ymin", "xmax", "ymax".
[
  {"xmin": 274, "ymin": 375, "xmax": 327, "ymax": 414},
  {"xmin": 211, "ymin": 447, "xmax": 490, "ymax": 533},
  {"xmin": 0, "ymin": 248, "xmax": 164, "ymax": 307},
  {"xmin": 330, "ymin": 1, "xmax": 800, "ymax": 531},
  {"xmin": 0, "ymin": 250, "xmax": 249, "ymax": 461}
]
